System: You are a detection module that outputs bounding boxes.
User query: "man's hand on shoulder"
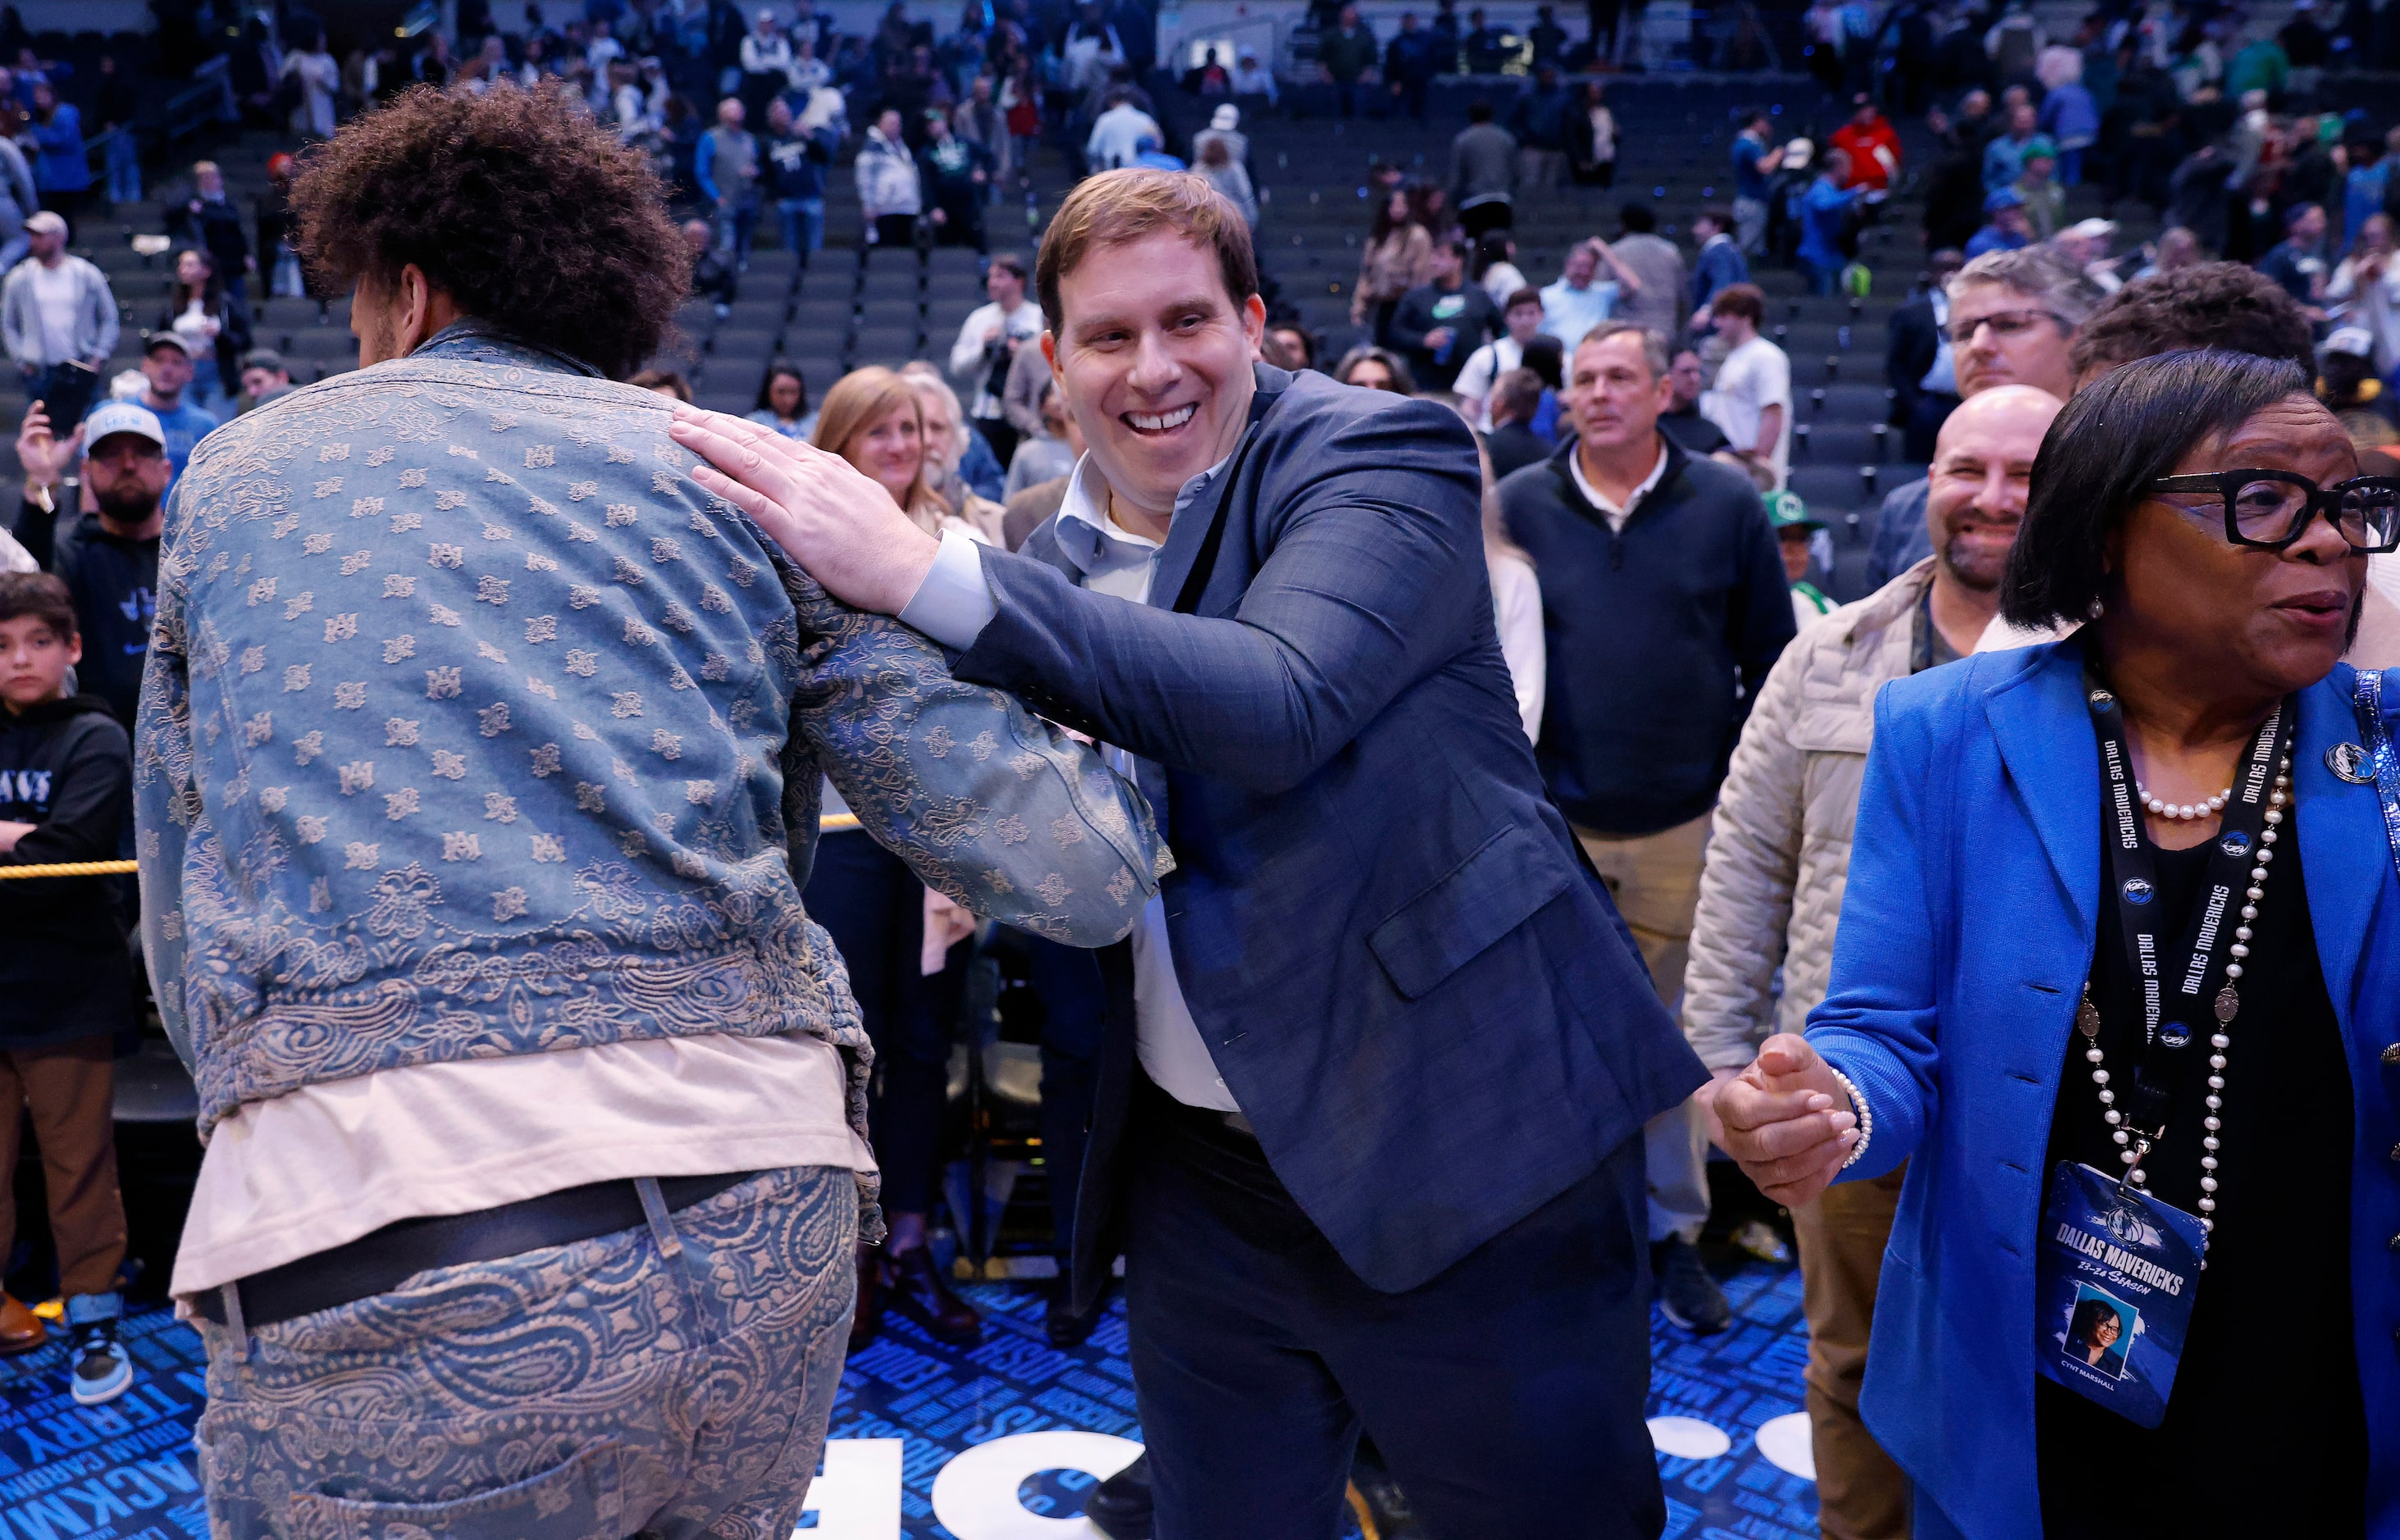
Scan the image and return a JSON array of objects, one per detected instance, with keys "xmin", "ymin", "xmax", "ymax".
[{"xmin": 670, "ymin": 407, "xmax": 940, "ymax": 616}]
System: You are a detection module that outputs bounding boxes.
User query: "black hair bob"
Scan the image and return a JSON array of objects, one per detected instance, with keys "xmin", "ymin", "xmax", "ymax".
[{"xmin": 2000, "ymin": 348, "xmax": 2316, "ymax": 630}]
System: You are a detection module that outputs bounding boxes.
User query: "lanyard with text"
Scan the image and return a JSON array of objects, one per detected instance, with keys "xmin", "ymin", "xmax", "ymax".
[
  {"xmin": 2083, "ymin": 663, "xmax": 2293, "ymax": 1117},
  {"xmin": 2032, "ymin": 663, "xmax": 2293, "ymax": 1426}
]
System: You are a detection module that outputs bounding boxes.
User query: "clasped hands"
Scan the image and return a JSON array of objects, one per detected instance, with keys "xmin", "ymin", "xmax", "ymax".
[
  {"xmin": 668, "ymin": 407, "xmax": 940, "ymax": 617},
  {"xmin": 1705, "ymin": 1032, "xmax": 1864, "ymax": 1210}
]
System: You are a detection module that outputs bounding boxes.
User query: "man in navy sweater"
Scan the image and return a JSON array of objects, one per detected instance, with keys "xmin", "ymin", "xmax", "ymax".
[{"xmin": 1499, "ymin": 320, "xmax": 1795, "ymax": 1334}]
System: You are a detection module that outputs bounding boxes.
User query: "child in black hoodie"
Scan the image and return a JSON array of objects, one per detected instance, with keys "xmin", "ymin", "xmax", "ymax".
[{"xmin": 0, "ymin": 572, "xmax": 135, "ymax": 1406}]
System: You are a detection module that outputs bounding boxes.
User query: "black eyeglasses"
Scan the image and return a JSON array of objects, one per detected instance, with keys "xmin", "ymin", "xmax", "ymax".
[
  {"xmin": 1943, "ymin": 308, "xmax": 2065, "ymax": 347},
  {"xmin": 2144, "ymin": 469, "xmax": 2400, "ymax": 554}
]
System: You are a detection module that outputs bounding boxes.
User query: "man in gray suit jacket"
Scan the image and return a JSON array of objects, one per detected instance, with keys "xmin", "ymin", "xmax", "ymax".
[{"xmin": 672, "ymin": 168, "xmax": 1706, "ymax": 1540}]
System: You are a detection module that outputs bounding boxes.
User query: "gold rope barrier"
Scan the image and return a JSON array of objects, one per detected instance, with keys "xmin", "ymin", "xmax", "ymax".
[
  {"xmin": 819, "ymin": 813, "xmax": 861, "ymax": 832},
  {"xmin": 0, "ymin": 859, "xmax": 139, "ymax": 880}
]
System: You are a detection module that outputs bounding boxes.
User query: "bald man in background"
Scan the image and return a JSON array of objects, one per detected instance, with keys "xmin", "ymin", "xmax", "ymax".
[{"xmin": 1681, "ymin": 385, "xmax": 2063, "ymax": 1540}]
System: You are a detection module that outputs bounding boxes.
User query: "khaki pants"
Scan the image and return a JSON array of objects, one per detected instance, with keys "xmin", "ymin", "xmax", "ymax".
[
  {"xmin": 0, "ymin": 1037, "xmax": 126, "ymax": 1301},
  {"xmin": 1791, "ymin": 1163, "xmax": 1911, "ymax": 1540},
  {"xmin": 1576, "ymin": 811, "xmax": 1712, "ymax": 1245}
]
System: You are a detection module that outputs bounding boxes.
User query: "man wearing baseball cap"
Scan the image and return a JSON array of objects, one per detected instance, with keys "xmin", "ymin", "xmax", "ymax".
[
  {"xmin": 134, "ymin": 330, "xmax": 221, "ymax": 478},
  {"xmin": 2056, "ymin": 216, "xmax": 2124, "ymax": 292},
  {"xmin": 234, "ymin": 347, "xmax": 293, "ymax": 415},
  {"xmin": 7, "ymin": 400, "xmax": 167, "ymax": 729},
  {"xmin": 0, "ymin": 211, "xmax": 116, "ymax": 433},
  {"xmin": 1765, "ymin": 489, "xmax": 1834, "ymax": 630},
  {"xmin": 1965, "ymin": 186, "xmax": 2032, "ymax": 258}
]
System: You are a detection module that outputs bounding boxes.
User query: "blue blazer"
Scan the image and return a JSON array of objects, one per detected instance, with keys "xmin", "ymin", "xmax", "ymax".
[
  {"xmin": 1809, "ymin": 641, "xmax": 2400, "ymax": 1538},
  {"xmin": 956, "ymin": 364, "xmax": 1707, "ymax": 1301}
]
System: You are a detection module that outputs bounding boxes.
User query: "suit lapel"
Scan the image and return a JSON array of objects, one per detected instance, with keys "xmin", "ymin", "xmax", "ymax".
[
  {"xmin": 2295, "ymin": 667, "xmax": 2385, "ymax": 1032},
  {"xmin": 1983, "ymin": 643, "xmax": 2101, "ymax": 933},
  {"xmin": 1146, "ymin": 367, "xmax": 1287, "ymax": 616}
]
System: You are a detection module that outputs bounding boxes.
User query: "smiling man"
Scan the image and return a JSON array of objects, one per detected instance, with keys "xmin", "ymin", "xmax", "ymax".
[
  {"xmin": 1864, "ymin": 244, "xmax": 2101, "ymax": 588},
  {"xmin": 671, "ymin": 167, "xmax": 1705, "ymax": 1539}
]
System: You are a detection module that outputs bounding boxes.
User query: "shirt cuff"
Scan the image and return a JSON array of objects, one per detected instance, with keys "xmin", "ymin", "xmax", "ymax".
[{"xmin": 897, "ymin": 527, "xmax": 999, "ymax": 650}]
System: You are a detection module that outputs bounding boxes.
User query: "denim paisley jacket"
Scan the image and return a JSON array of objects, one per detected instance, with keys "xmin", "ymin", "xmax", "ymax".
[{"xmin": 135, "ymin": 325, "xmax": 1170, "ymax": 1228}]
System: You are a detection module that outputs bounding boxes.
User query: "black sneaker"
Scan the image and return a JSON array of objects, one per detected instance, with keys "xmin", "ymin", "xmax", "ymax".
[
  {"xmin": 1085, "ymin": 1451, "xmax": 1152, "ymax": 1539},
  {"xmin": 70, "ymin": 1319, "xmax": 133, "ymax": 1406},
  {"xmin": 1653, "ymin": 1237, "xmax": 1732, "ymax": 1335}
]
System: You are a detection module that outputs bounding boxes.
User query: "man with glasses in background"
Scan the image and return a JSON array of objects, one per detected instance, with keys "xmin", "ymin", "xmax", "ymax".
[{"xmin": 1864, "ymin": 245, "xmax": 2100, "ymax": 590}]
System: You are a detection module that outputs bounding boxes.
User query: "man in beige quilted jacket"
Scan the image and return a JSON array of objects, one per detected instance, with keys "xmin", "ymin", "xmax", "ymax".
[{"xmin": 1681, "ymin": 383, "xmax": 2060, "ymax": 1540}]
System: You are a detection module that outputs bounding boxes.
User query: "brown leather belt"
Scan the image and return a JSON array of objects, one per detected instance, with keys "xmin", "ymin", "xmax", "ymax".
[{"xmin": 192, "ymin": 1171, "xmax": 759, "ymax": 1332}]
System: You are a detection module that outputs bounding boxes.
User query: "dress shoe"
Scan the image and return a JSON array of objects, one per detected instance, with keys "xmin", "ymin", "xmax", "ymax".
[
  {"xmin": 1045, "ymin": 1273, "xmax": 1097, "ymax": 1349},
  {"xmin": 1085, "ymin": 1451, "xmax": 1152, "ymax": 1539},
  {"xmin": 0, "ymin": 1294, "xmax": 45, "ymax": 1355},
  {"xmin": 848, "ymin": 1241, "xmax": 885, "ymax": 1351},
  {"xmin": 884, "ymin": 1245, "xmax": 982, "ymax": 1346}
]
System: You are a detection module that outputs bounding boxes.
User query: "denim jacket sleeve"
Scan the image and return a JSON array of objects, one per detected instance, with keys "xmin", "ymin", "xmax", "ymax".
[
  {"xmin": 134, "ymin": 475, "xmax": 201, "ymax": 1065},
  {"xmin": 775, "ymin": 558, "xmax": 1172, "ymax": 946}
]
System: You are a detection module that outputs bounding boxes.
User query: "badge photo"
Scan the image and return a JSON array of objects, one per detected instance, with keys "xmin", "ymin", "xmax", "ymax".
[{"xmin": 2065, "ymin": 1284, "xmax": 2138, "ymax": 1380}]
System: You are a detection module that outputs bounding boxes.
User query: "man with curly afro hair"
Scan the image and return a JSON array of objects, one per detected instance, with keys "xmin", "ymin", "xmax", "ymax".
[
  {"xmin": 2065, "ymin": 258, "xmax": 2317, "ymax": 387},
  {"xmin": 135, "ymin": 82, "xmax": 1171, "ymax": 1539},
  {"xmin": 288, "ymin": 80, "xmax": 687, "ymax": 380}
]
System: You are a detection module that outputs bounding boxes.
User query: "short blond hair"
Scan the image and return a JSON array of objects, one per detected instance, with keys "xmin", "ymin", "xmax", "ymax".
[{"xmin": 1035, "ymin": 167, "xmax": 1258, "ymax": 334}]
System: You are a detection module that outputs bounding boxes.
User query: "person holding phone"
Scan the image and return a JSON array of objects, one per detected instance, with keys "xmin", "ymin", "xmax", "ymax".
[{"xmin": 0, "ymin": 212, "xmax": 114, "ymax": 432}]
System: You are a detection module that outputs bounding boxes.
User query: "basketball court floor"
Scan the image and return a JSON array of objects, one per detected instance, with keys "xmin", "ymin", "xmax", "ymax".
[{"xmin": 0, "ymin": 1259, "xmax": 1820, "ymax": 1538}]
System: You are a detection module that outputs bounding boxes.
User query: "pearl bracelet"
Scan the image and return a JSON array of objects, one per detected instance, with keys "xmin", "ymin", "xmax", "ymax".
[{"xmin": 1823, "ymin": 1064, "xmax": 1873, "ymax": 1170}]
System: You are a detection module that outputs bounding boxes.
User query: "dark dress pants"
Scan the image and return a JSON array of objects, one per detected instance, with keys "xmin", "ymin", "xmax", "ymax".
[
  {"xmin": 803, "ymin": 829, "xmax": 960, "ymax": 1214},
  {"xmin": 1022, "ymin": 935, "xmax": 1103, "ymax": 1261},
  {"xmin": 1124, "ymin": 1082, "xmax": 1664, "ymax": 1540}
]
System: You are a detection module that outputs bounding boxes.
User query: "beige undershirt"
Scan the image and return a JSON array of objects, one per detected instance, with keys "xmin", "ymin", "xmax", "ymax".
[{"xmin": 171, "ymin": 1032, "xmax": 874, "ymax": 1300}]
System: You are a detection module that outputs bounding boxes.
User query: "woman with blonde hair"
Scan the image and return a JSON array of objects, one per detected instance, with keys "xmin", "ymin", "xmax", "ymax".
[
  {"xmin": 810, "ymin": 365, "xmax": 948, "ymax": 530},
  {"xmin": 803, "ymin": 361, "xmax": 992, "ymax": 1352},
  {"xmin": 894, "ymin": 361, "xmax": 1009, "ymax": 543}
]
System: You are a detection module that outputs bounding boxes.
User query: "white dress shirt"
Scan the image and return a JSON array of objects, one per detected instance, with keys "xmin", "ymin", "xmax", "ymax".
[{"xmin": 901, "ymin": 452, "xmax": 1243, "ymax": 1110}]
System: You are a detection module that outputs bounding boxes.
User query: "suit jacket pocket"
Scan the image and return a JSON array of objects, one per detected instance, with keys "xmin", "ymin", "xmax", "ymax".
[{"xmin": 1367, "ymin": 823, "xmax": 1576, "ymax": 1000}]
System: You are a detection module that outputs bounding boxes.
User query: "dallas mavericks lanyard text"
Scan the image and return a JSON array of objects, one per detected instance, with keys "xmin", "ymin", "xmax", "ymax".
[{"xmin": 2083, "ymin": 667, "xmax": 2293, "ymax": 1071}]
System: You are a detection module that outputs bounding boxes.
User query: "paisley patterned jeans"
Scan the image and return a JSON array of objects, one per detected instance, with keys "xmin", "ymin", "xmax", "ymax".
[{"xmin": 194, "ymin": 1164, "xmax": 856, "ymax": 1539}]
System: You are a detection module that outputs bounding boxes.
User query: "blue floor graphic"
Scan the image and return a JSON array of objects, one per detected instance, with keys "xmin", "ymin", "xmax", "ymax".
[{"xmin": 0, "ymin": 1260, "xmax": 1817, "ymax": 1538}]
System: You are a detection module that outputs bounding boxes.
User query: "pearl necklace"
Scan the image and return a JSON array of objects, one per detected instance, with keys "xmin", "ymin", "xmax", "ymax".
[
  {"xmin": 2079, "ymin": 758, "xmax": 2291, "ymax": 1256},
  {"xmin": 2134, "ymin": 780, "xmax": 2231, "ymax": 821}
]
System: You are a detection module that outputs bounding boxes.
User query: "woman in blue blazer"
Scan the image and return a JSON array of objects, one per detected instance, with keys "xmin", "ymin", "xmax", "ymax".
[{"xmin": 1719, "ymin": 349, "xmax": 2400, "ymax": 1537}]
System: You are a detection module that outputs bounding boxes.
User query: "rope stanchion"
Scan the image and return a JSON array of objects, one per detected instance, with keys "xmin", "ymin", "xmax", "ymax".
[
  {"xmin": 819, "ymin": 813, "xmax": 861, "ymax": 832},
  {"xmin": 0, "ymin": 859, "xmax": 139, "ymax": 880}
]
